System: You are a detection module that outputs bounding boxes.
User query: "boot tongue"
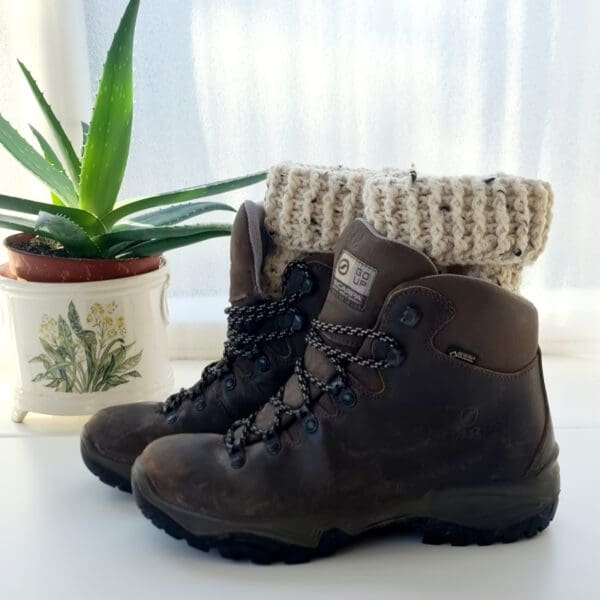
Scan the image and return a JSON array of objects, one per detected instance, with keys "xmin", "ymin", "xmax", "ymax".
[
  {"xmin": 252, "ymin": 218, "xmax": 438, "ymax": 429},
  {"xmin": 229, "ymin": 201, "xmax": 270, "ymax": 306},
  {"xmin": 319, "ymin": 219, "xmax": 437, "ymax": 332}
]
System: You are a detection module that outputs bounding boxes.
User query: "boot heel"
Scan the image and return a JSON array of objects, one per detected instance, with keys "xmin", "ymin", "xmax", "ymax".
[
  {"xmin": 421, "ymin": 499, "xmax": 558, "ymax": 546},
  {"xmin": 420, "ymin": 461, "xmax": 560, "ymax": 546}
]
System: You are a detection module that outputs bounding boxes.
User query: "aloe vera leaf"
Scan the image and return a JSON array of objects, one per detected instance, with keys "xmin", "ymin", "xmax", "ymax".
[
  {"xmin": 95, "ymin": 223, "xmax": 232, "ymax": 252},
  {"xmin": 114, "ymin": 226, "xmax": 232, "ymax": 258},
  {"xmin": 103, "ymin": 171, "xmax": 266, "ymax": 227},
  {"xmin": 0, "ymin": 193, "xmax": 105, "ymax": 235},
  {"xmin": 128, "ymin": 201, "xmax": 235, "ymax": 226},
  {"xmin": 29, "ymin": 126, "xmax": 67, "ymax": 206},
  {"xmin": 35, "ymin": 211, "xmax": 102, "ymax": 258},
  {"xmin": 81, "ymin": 121, "xmax": 89, "ymax": 155},
  {"xmin": 79, "ymin": 0, "xmax": 140, "ymax": 217},
  {"xmin": 18, "ymin": 60, "xmax": 81, "ymax": 186},
  {"xmin": 0, "ymin": 112, "xmax": 78, "ymax": 206},
  {"xmin": 0, "ymin": 213, "xmax": 37, "ymax": 234}
]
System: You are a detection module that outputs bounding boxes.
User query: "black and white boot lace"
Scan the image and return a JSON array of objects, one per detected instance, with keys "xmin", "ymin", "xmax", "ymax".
[
  {"xmin": 224, "ymin": 316, "xmax": 407, "ymax": 467},
  {"xmin": 161, "ymin": 261, "xmax": 314, "ymax": 422}
]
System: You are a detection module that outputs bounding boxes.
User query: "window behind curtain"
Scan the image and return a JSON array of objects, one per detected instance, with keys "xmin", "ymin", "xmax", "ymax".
[{"xmin": 1, "ymin": 0, "xmax": 599, "ymax": 356}]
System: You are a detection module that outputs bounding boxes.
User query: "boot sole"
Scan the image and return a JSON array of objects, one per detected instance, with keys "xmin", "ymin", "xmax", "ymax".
[
  {"xmin": 80, "ymin": 433, "xmax": 132, "ymax": 494},
  {"xmin": 132, "ymin": 463, "xmax": 559, "ymax": 564}
]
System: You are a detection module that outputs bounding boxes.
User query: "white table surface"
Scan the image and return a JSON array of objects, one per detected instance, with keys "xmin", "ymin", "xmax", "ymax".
[{"xmin": 0, "ymin": 356, "xmax": 598, "ymax": 600}]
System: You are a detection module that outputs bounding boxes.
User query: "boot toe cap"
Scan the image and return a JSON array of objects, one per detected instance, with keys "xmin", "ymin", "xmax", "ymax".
[
  {"xmin": 132, "ymin": 433, "xmax": 230, "ymax": 514},
  {"xmin": 82, "ymin": 401, "xmax": 165, "ymax": 466}
]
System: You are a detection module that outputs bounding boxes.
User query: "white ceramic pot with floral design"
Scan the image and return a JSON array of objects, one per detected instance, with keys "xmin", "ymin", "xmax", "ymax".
[{"xmin": 0, "ymin": 263, "xmax": 173, "ymax": 422}]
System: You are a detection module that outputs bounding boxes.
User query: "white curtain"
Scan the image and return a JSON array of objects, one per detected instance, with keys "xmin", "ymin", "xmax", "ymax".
[{"xmin": 0, "ymin": 0, "xmax": 598, "ymax": 355}]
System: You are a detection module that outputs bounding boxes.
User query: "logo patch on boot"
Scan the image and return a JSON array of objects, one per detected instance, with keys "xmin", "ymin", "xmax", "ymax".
[
  {"xmin": 447, "ymin": 346, "xmax": 478, "ymax": 365},
  {"xmin": 331, "ymin": 250, "xmax": 377, "ymax": 311}
]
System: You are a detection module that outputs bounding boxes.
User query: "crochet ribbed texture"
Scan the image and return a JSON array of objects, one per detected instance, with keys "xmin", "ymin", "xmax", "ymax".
[
  {"xmin": 262, "ymin": 162, "xmax": 406, "ymax": 294},
  {"xmin": 262, "ymin": 162, "xmax": 553, "ymax": 293}
]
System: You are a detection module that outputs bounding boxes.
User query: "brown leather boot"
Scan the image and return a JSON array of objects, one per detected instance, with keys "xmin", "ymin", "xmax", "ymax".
[
  {"xmin": 81, "ymin": 201, "xmax": 332, "ymax": 492},
  {"xmin": 131, "ymin": 219, "xmax": 559, "ymax": 562}
]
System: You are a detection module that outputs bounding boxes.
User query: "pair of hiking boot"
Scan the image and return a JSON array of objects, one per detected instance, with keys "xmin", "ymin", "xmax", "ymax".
[{"xmin": 82, "ymin": 198, "xmax": 559, "ymax": 564}]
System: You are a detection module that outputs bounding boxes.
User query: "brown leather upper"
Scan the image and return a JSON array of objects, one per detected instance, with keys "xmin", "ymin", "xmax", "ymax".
[
  {"xmin": 229, "ymin": 201, "xmax": 271, "ymax": 305},
  {"xmin": 82, "ymin": 201, "xmax": 333, "ymax": 468},
  {"xmin": 413, "ymin": 274, "xmax": 539, "ymax": 372},
  {"xmin": 135, "ymin": 219, "xmax": 558, "ymax": 540}
]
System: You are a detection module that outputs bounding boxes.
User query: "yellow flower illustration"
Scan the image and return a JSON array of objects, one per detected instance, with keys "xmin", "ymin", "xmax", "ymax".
[{"xmin": 30, "ymin": 300, "xmax": 142, "ymax": 394}]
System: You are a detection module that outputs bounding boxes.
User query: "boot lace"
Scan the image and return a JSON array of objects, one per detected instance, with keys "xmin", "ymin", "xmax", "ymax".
[
  {"xmin": 162, "ymin": 261, "xmax": 313, "ymax": 417},
  {"xmin": 224, "ymin": 318, "xmax": 405, "ymax": 466}
]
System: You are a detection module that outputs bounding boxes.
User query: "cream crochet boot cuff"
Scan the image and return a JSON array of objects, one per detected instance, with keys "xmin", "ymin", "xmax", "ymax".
[
  {"xmin": 262, "ymin": 163, "xmax": 553, "ymax": 293},
  {"xmin": 264, "ymin": 161, "xmax": 403, "ymax": 251},
  {"xmin": 364, "ymin": 173, "xmax": 553, "ymax": 291},
  {"xmin": 262, "ymin": 162, "xmax": 406, "ymax": 293}
]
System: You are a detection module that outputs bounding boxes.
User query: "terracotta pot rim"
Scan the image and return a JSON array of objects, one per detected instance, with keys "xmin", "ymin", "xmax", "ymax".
[
  {"xmin": 3, "ymin": 232, "xmax": 155, "ymax": 265},
  {"xmin": 4, "ymin": 232, "xmax": 163, "ymax": 283}
]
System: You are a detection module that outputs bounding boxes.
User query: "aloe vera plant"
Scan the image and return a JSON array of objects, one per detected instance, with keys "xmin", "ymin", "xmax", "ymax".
[{"xmin": 0, "ymin": 0, "xmax": 265, "ymax": 259}]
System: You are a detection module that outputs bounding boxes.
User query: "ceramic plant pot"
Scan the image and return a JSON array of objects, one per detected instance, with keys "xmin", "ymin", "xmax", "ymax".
[{"xmin": 0, "ymin": 256, "xmax": 174, "ymax": 422}]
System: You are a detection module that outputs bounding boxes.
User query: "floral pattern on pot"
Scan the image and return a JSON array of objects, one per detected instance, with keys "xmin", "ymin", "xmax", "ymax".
[{"xmin": 29, "ymin": 301, "xmax": 143, "ymax": 393}]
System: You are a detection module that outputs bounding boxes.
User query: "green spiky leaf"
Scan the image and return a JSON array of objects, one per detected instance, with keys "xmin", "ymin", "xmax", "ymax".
[
  {"xmin": 104, "ymin": 171, "xmax": 266, "ymax": 227},
  {"xmin": 79, "ymin": 0, "xmax": 140, "ymax": 217},
  {"xmin": 81, "ymin": 121, "xmax": 89, "ymax": 155},
  {"xmin": 0, "ymin": 213, "xmax": 36, "ymax": 234},
  {"xmin": 114, "ymin": 225, "xmax": 232, "ymax": 258},
  {"xmin": 29, "ymin": 126, "xmax": 65, "ymax": 175},
  {"xmin": 0, "ymin": 112, "xmax": 78, "ymax": 206},
  {"xmin": 128, "ymin": 201, "xmax": 235, "ymax": 226},
  {"xmin": 35, "ymin": 211, "xmax": 101, "ymax": 258},
  {"xmin": 95, "ymin": 223, "xmax": 232, "ymax": 255},
  {"xmin": 18, "ymin": 60, "xmax": 81, "ymax": 186},
  {"xmin": 0, "ymin": 193, "xmax": 106, "ymax": 235},
  {"xmin": 29, "ymin": 126, "xmax": 67, "ymax": 206}
]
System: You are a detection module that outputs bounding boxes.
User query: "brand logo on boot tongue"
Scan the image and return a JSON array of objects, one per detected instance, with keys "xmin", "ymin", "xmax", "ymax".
[{"xmin": 331, "ymin": 250, "xmax": 377, "ymax": 311}]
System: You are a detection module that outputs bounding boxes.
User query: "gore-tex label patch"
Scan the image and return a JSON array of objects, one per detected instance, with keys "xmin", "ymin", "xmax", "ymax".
[{"xmin": 331, "ymin": 250, "xmax": 378, "ymax": 311}]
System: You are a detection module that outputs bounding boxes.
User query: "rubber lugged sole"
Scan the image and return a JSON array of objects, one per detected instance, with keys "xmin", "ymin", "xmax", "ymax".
[
  {"xmin": 133, "ymin": 483, "xmax": 558, "ymax": 564},
  {"xmin": 80, "ymin": 437, "xmax": 132, "ymax": 494}
]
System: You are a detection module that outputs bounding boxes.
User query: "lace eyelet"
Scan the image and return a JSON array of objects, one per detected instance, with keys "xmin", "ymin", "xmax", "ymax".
[
  {"xmin": 262, "ymin": 430, "xmax": 282, "ymax": 455},
  {"xmin": 229, "ymin": 446, "xmax": 246, "ymax": 469},
  {"xmin": 328, "ymin": 375, "xmax": 357, "ymax": 409},
  {"xmin": 339, "ymin": 389, "xmax": 357, "ymax": 408},
  {"xmin": 193, "ymin": 396, "xmax": 206, "ymax": 412},
  {"xmin": 386, "ymin": 346, "xmax": 406, "ymax": 367},
  {"xmin": 296, "ymin": 407, "xmax": 319, "ymax": 434},
  {"xmin": 277, "ymin": 310, "xmax": 305, "ymax": 332},
  {"xmin": 300, "ymin": 274, "xmax": 314, "ymax": 294},
  {"xmin": 166, "ymin": 412, "xmax": 178, "ymax": 424},
  {"xmin": 328, "ymin": 375, "xmax": 345, "ymax": 396},
  {"xmin": 400, "ymin": 304, "xmax": 421, "ymax": 327},
  {"xmin": 224, "ymin": 374, "xmax": 236, "ymax": 391},
  {"xmin": 256, "ymin": 354, "xmax": 270, "ymax": 372},
  {"xmin": 290, "ymin": 312, "xmax": 304, "ymax": 331},
  {"xmin": 304, "ymin": 415, "xmax": 319, "ymax": 433}
]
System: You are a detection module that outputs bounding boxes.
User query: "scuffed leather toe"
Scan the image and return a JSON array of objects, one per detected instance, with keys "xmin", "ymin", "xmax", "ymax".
[{"xmin": 83, "ymin": 401, "xmax": 168, "ymax": 467}]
